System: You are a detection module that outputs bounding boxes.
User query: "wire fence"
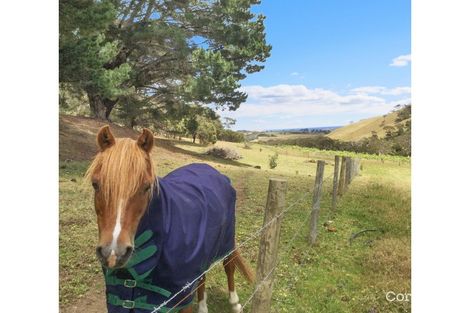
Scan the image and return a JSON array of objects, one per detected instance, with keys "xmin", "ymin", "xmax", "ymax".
[
  {"xmin": 240, "ymin": 196, "xmax": 315, "ymax": 311},
  {"xmin": 152, "ymin": 162, "xmax": 344, "ymax": 313},
  {"xmin": 151, "ymin": 185, "xmax": 314, "ymax": 312}
]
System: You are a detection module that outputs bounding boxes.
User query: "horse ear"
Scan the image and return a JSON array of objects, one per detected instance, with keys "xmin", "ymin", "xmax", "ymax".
[
  {"xmin": 137, "ymin": 128, "xmax": 154, "ymax": 153},
  {"xmin": 97, "ymin": 125, "xmax": 116, "ymax": 151}
]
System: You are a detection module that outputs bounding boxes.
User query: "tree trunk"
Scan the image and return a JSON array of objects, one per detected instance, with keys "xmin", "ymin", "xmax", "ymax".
[
  {"xmin": 87, "ymin": 91, "xmax": 117, "ymax": 121},
  {"xmin": 128, "ymin": 117, "xmax": 136, "ymax": 129},
  {"xmin": 103, "ymin": 98, "xmax": 117, "ymax": 120},
  {"xmin": 192, "ymin": 133, "xmax": 196, "ymax": 143}
]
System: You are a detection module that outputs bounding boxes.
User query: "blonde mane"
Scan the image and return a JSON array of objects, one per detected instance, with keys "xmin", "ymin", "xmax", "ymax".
[{"xmin": 85, "ymin": 138, "xmax": 156, "ymax": 207}]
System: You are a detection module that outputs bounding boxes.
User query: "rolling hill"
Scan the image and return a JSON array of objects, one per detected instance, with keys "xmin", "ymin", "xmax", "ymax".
[{"xmin": 327, "ymin": 108, "xmax": 411, "ymax": 142}]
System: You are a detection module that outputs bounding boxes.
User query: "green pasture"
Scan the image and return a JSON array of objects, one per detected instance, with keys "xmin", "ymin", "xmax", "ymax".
[{"xmin": 60, "ymin": 139, "xmax": 410, "ymax": 313}]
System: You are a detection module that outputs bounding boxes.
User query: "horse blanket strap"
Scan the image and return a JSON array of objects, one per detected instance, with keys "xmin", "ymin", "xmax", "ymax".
[
  {"xmin": 106, "ymin": 275, "xmax": 171, "ymax": 297},
  {"xmin": 108, "ymin": 294, "xmax": 156, "ymax": 311},
  {"xmin": 104, "ymin": 163, "xmax": 237, "ymax": 312}
]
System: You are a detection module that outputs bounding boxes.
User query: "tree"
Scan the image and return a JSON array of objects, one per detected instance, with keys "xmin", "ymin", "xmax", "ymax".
[
  {"xmin": 114, "ymin": 93, "xmax": 149, "ymax": 129},
  {"xmin": 60, "ymin": 0, "xmax": 271, "ymax": 121},
  {"xmin": 222, "ymin": 117, "xmax": 237, "ymax": 129},
  {"xmin": 182, "ymin": 105, "xmax": 216, "ymax": 143},
  {"xmin": 218, "ymin": 129, "xmax": 245, "ymax": 142},
  {"xmin": 395, "ymin": 104, "xmax": 412, "ymax": 122},
  {"xmin": 196, "ymin": 116, "xmax": 218, "ymax": 145},
  {"xmin": 186, "ymin": 117, "xmax": 199, "ymax": 143},
  {"xmin": 383, "ymin": 126, "xmax": 396, "ymax": 139},
  {"xmin": 59, "ymin": 0, "xmax": 131, "ymax": 119}
]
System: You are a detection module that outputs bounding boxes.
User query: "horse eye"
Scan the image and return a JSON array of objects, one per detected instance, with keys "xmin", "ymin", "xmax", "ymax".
[
  {"xmin": 143, "ymin": 184, "xmax": 151, "ymax": 193},
  {"xmin": 92, "ymin": 182, "xmax": 99, "ymax": 191}
]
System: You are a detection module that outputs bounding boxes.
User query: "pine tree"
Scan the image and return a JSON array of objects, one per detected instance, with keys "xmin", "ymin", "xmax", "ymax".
[{"xmin": 59, "ymin": 0, "xmax": 271, "ymax": 121}]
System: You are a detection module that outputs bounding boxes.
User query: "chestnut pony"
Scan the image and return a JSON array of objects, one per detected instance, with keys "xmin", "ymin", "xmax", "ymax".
[{"xmin": 86, "ymin": 126, "xmax": 253, "ymax": 313}]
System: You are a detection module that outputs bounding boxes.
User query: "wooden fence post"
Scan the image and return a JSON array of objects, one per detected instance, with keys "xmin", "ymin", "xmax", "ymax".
[
  {"xmin": 353, "ymin": 158, "xmax": 361, "ymax": 178},
  {"xmin": 250, "ymin": 178, "xmax": 287, "ymax": 313},
  {"xmin": 309, "ymin": 160, "xmax": 325, "ymax": 246},
  {"xmin": 352, "ymin": 158, "xmax": 356, "ymax": 178},
  {"xmin": 338, "ymin": 156, "xmax": 347, "ymax": 195},
  {"xmin": 345, "ymin": 157, "xmax": 353, "ymax": 187},
  {"xmin": 350, "ymin": 158, "xmax": 356, "ymax": 179},
  {"xmin": 332, "ymin": 156, "xmax": 340, "ymax": 211}
]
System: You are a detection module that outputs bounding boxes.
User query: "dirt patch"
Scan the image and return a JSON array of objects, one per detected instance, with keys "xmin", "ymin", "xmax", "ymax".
[
  {"xmin": 60, "ymin": 280, "xmax": 106, "ymax": 313},
  {"xmin": 59, "ymin": 115, "xmax": 139, "ymax": 161},
  {"xmin": 59, "ymin": 115, "xmax": 253, "ymax": 170}
]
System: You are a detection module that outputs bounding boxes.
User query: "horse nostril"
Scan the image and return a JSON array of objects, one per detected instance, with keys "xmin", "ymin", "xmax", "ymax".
[
  {"xmin": 96, "ymin": 246, "xmax": 107, "ymax": 260},
  {"xmin": 123, "ymin": 246, "xmax": 134, "ymax": 259}
]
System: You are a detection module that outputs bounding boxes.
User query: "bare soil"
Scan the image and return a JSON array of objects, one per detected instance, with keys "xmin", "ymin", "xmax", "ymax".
[
  {"xmin": 59, "ymin": 115, "xmax": 139, "ymax": 161},
  {"xmin": 60, "ymin": 280, "xmax": 106, "ymax": 313}
]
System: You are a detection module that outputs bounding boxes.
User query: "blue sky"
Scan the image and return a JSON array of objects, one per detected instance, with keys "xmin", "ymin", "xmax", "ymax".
[{"xmin": 217, "ymin": 0, "xmax": 411, "ymax": 131}]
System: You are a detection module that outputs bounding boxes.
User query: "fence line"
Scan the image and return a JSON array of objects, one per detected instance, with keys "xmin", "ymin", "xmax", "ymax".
[
  {"xmin": 271, "ymin": 200, "xmax": 329, "ymax": 311},
  {"xmin": 247, "ymin": 170, "xmax": 336, "ymax": 312},
  {"xmin": 152, "ymin": 157, "xmax": 357, "ymax": 313},
  {"xmin": 152, "ymin": 182, "xmax": 315, "ymax": 312},
  {"xmin": 338, "ymin": 156, "xmax": 347, "ymax": 195},
  {"xmin": 242, "ymin": 197, "xmax": 315, "ymax": 311},
  {"xmin": 250, "ymin": 178, "xmax": 287, "ymax": 313},
  {"xmin": 309, "ymin": 160, "xmax": 325, "ymax": 246},
  {"xmin": 332, "ymin": 155, "xmax": 341, "ymax": 211}
]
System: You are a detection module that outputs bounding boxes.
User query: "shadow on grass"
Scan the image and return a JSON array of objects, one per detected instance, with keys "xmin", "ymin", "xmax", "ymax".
[{"xmin": 156, "ymin": 138, "xmax": 254, "ymax": 169}]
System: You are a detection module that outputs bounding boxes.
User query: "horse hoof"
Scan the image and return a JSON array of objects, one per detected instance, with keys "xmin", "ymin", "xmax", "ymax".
[
  {"xmin": 232, "ymin": 303, "xmax": 242, "ymax": 313},
  {"xmin": 198, "ymin": 305, "xmax": 208, "ymax": 313}
]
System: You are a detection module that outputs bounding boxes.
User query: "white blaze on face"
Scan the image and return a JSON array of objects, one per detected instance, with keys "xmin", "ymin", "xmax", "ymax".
[{"xmin": 110, "ymin": 199, "xmax": 124, "ymax": 254}]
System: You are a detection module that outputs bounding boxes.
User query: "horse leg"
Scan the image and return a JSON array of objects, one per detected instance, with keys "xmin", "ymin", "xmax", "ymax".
[
  {"xmin": 224, "ymin": 254, "xmax": 242, "ymax": 313},
  {"xmin": 197, "ymin": 275, "xmax": 208, "ymax": 313}
]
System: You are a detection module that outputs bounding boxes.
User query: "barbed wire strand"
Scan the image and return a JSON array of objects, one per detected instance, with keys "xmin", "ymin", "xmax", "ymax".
[
  {"xmin": 239, "ymin": 171, "xmax": 335, "ymax": 311},
  {"xmin": 163, "ymin": 252, "xmax": 241, "ymax": 313},
  {"xmin": 153, "ymin": 167, "xmax": 335, "ymax": 313},
  {"xmin": 240, "ymin": 203, "xmax": 314, "ymax": 312},
  {"xmin": 150, "ymin": 189, "xmax": 311, "ymax": 312}
]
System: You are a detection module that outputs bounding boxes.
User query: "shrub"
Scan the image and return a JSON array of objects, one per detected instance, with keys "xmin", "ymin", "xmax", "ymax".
[
  {"xmin": 218, "ymin": 129, "xmax": 245, "ymax": 143},
  {"xmin": 206, "ymin": 147, "xmax": 242, "ymax": 160},
  {"xmin": 269, "ymin": 152, "xmax": 279, "ymax": 169},
  {"xmin": 395, "ymin": 104, "xmax": 411, "ymax": 123},
  {"xmin": 197, "ymin": 117, "xmax": 218, "ymax": 145}
]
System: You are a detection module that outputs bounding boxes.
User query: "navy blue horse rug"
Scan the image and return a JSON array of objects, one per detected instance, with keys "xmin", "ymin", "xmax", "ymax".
[{"xmin": 103, "ymin": 163, "xmax": 236, "ymax": 312}]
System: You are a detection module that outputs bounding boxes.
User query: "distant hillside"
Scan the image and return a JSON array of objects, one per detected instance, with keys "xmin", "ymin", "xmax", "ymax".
[
  {"xmin": 328, "ymin": 107, "xmax": 411, "ymax": 142},
  {"xmin": 264, "ymin": 126, "xmax": 340, "ymax": 133}
]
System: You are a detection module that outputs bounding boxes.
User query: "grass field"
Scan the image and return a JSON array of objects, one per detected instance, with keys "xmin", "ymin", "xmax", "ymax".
[{"xmin": 60, "ymin": 137, "xmax": 410, "ymax": 313}]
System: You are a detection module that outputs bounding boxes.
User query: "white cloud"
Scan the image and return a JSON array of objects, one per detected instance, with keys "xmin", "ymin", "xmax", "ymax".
[
  {"xmin": 390, "ymin": 54, "xmax": 411, "ymax": 67},
  {"xmin": 290, "ymin": 72, "xmax": 300, "ymax": 76},
  {"xmin": 218, "ymin": 84, "xmax": 410, "ymax": 120},
  {"xmin": 351, "ymin": 86, "xmax": 411, "ymax": 96}
]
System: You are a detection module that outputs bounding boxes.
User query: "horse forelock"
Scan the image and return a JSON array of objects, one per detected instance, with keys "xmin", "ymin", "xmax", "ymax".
[{"xmin": 85, "ymin": 138, "xmax": 156, "ymax": 208}]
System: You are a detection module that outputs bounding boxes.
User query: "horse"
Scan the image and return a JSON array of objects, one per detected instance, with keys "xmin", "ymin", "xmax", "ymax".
[{"xmin": 85, "ymin": 125, "xmax": 254, "ymax": 313}]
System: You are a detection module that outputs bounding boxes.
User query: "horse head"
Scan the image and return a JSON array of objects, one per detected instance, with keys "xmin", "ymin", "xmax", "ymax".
[{"xmin": 86, "ymin": 126, "xmax": 155, "ymax": 268}]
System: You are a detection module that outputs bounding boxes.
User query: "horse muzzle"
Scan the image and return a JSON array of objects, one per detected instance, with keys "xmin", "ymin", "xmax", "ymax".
[{"xmin": 96, "ymin": 244, "xmax": 134, "ymax": 268}]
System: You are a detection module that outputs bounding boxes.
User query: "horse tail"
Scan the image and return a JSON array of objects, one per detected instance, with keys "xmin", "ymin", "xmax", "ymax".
[{"xmin": 232, "ymin": 248, "xmax": 255, "ymax": 284}]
